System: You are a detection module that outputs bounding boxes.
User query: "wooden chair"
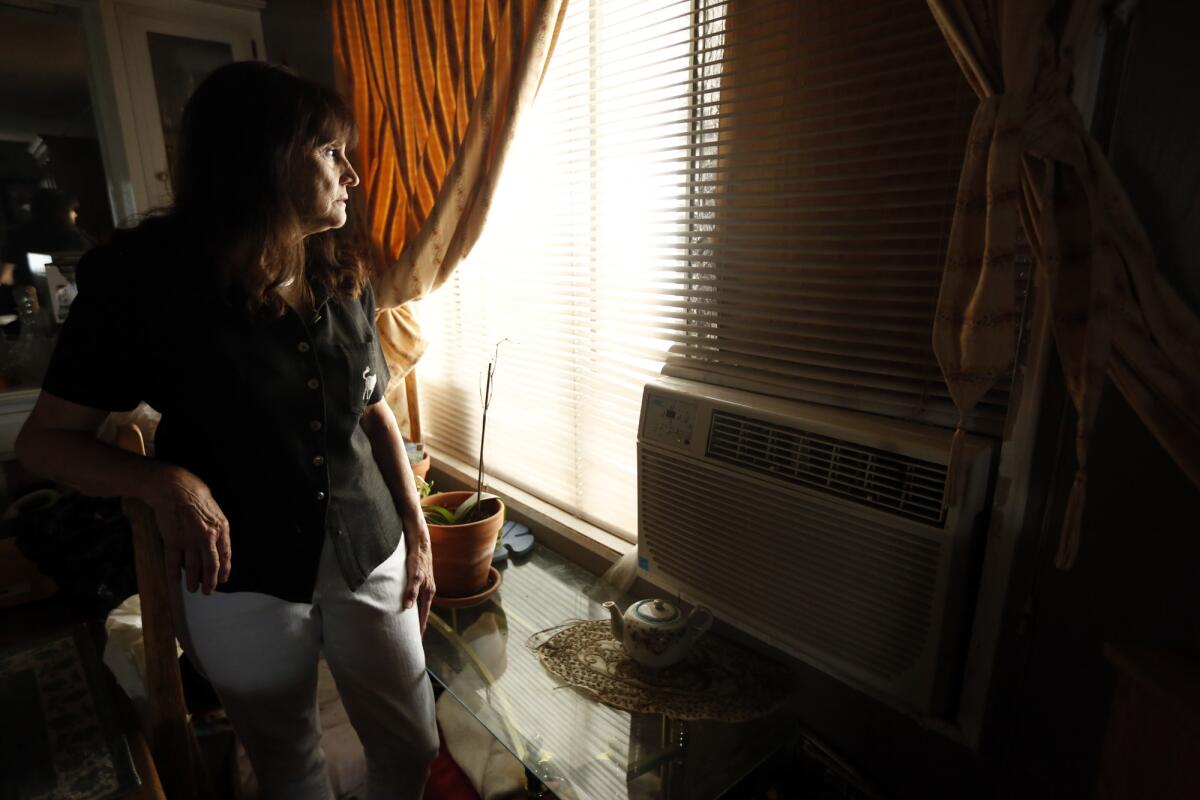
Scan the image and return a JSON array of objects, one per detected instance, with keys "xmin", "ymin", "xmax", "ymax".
[
  {"xmin": 405, "ymin": 368, "xmax": 422, "ymax": 443},
  {"xmin": 115, "ymin": 423, "xmax": 214, "ymax": 800}
]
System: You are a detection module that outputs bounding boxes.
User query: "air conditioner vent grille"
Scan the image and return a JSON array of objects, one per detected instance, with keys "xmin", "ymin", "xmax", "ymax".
[
  {"xmin": 639, "ymin": 449, "xmax": 941, "ymax": 681},
  {"xmin": 706, "ymin": 411, "xmax": 947, "ymax": 525}
]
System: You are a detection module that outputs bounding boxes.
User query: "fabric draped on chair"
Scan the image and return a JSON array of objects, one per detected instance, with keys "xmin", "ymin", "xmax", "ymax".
[
  {"xmin": 331, "ymin": 0, "xmax": 568, "ymax": 398},
  {"xmin": 928, "ymin": 0, "xmax": 1200, "ymax": 568}
]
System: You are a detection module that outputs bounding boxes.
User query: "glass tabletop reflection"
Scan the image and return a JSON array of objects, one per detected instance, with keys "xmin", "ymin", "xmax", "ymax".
[{"xmin": 423, "ymin": 546, "xmax": 790, "ymax": 800}]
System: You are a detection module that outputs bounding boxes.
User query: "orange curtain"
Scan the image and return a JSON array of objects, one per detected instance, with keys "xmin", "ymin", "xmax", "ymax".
[
  {"xmin": 332, "ymin": 0, "xmax": 567, "ymax": 387},
  {"xmin": 929, "ymin": 0, "xmax": 1200, "ymax": 568}
]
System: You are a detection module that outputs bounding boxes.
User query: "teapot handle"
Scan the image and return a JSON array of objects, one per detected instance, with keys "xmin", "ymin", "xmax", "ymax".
[{"xmin": 687, "ymin": 606, "xmax": 714, "ymax": 641}]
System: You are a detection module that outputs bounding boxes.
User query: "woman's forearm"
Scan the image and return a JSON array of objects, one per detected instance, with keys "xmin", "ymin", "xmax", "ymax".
[
  {"xmin": 360, "ymin": 401, "xmax": 426, "ymax": 533},
  {"xmin": 15, "ymin": 392, "xmax": 183, "ymax": 504},
  {"xmin": 361, "ymin": 396, "xmax": 436, "ymax": 625},
  {"xmin": 16, "ymin": 425, "xmax": 179, "ymax": 504}
]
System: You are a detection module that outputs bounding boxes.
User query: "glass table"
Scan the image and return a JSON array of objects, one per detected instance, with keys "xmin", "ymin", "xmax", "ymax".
[{"xmin": 423, "ymin": 546, "xmax": 792, "ymax": 799}]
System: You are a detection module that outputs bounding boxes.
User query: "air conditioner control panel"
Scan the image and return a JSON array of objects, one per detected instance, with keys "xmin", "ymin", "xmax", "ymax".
[{"xmin": 642, "ymin": 393, "xmax": 698, "ymax": 450}]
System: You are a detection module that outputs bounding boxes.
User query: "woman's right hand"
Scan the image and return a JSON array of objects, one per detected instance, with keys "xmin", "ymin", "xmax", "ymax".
[
  {"xmin": 148, "ymin": 466, "xmax": 232, "ymax": 594},
  {"xmin": 14, "ymin": 393, "xmax": 231, "ymax": 595}
]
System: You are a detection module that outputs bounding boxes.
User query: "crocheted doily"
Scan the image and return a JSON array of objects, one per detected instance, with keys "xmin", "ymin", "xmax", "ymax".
[{"xmin": 535, "ymin": 620, "xmax": 791, "ymax": 721}]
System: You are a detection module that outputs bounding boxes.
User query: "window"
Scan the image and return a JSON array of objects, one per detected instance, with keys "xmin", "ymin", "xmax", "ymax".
[{"xmin": 421, "ymin": 0, "xmax": 1014, "ymax": 541}]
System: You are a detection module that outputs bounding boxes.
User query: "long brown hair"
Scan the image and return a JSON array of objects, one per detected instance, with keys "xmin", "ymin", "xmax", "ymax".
[{"xmin": 166, "ymin": 61, "xmax": 370, "ymax": 314}]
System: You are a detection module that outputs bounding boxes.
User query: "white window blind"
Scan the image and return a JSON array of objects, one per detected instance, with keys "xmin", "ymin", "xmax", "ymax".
[
  {"xmin": 421, "ymin": 0, "xmax": 1015, "ymax": 541},
  {"xmin": 660, "ymin": 0, "xmax": 1018, "ymax": 433},
  {"xmin": 421, "ymin": 0, "xmax": 696, "ymax": 538}
]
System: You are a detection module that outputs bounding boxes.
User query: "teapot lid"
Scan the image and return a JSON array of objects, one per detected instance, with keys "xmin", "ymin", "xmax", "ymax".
[{"xmin": 634, "ymin": 599, "xmax": 680, "ymax": 623}]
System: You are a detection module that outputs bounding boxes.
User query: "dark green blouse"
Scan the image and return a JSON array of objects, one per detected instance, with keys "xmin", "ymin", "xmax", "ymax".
[{"xmin": 43, "ymin": 234, "xmax": 401, "ymax": 603}]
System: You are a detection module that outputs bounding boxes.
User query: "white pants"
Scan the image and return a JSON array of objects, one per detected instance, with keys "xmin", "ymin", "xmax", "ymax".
[{"xmin": 177, "ymin": 535, "xmax": 439, "ymax": 800}]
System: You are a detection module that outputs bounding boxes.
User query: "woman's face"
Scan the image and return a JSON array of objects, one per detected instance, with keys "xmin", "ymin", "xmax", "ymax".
[{"xmin": 297, "ymin": 140, "xmax": 360, "ymax": 237}]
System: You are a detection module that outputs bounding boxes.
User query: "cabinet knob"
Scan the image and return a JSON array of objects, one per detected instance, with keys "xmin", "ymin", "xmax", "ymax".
[{"xmin": 155, "ymin": 170, "xmax": 169, "ymax": 182}]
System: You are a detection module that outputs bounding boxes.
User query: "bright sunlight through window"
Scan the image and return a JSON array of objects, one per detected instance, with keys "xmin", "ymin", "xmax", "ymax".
[{"xmin": 420, "ymin": 0, "xmax": 714, "ymax": 539}]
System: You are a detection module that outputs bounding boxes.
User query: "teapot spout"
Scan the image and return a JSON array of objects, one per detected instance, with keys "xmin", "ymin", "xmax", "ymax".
[{"xmin": 602, "ymin": 601, "xmax": 625, "ymax": 642}]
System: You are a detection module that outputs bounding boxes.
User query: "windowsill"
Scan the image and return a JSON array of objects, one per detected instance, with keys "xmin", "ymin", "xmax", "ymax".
[{"xmin": 424, "ymin": 447, "xmax": 636, "ymax": 577}]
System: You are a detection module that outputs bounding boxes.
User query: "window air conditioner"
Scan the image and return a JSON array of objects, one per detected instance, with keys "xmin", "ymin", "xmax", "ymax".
[{"xmin": 637, "ymin": 377, "xmax": 994, "ymax": 716}]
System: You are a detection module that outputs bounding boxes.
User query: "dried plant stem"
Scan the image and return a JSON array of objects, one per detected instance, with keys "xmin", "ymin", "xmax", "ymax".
[
  {"xmin": 467, "ymin": 339, "xmax": 505, "ymax": 523},
  {"xmin": 472, "ymin": 364, "xmax": 493, "ymax": 521}
]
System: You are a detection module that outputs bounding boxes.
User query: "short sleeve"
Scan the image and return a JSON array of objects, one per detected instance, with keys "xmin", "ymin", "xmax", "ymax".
[
  {"xmin": 361, "ymin": 280, "xmax": 391, "ymax": 405},
  {"xmin": 42, "ymin": 246, "xmax": 149, "ymax": 412}
]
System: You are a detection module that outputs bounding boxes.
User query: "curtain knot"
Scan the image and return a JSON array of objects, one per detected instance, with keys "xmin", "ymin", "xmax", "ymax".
[
  {"xmin": 982, "ymin": 56, "xmax": 1077, "ymax": 163},
  {"xmin": 1023, "ymin": 60, "xmax": 1082, "ymax": 162}
]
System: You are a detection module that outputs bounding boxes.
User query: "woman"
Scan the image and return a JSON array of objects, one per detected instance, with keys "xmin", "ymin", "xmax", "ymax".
[{"xmin": 15, "ymin": 62, "xmax": 440, "ymax": 799}]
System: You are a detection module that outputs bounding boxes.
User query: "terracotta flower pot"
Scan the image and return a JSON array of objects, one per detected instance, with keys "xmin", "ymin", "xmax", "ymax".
[
  {"xmin": 423, "ymin": 491, "xmax": 505, "ymax": 598},
  {"xmin": 410, "ymin": 448, "xmax": 431, "ymax": 480}
]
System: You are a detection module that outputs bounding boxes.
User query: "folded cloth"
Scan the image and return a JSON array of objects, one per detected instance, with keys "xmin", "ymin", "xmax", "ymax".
[
  {"xmin": 435, "ymin": 611, "xmax": 527, "ymax": 800},
  {"xmin": 103, "ymin": 594, "xmax": 183, "ymax": 719}
]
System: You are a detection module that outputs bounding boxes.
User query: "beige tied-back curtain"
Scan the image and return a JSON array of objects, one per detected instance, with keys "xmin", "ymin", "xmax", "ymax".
[
  {"xmin": 332, "ymin": 0, "xmax": 568, "ymax": 388},
  {"xmin": 930, "ymin": 0, "xmax": 1200, "ymax": 568}
]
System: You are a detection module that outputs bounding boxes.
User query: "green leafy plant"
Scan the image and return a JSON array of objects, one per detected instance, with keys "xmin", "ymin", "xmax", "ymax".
[
  {"xmin": 422, "ymin": 491, "xmax": 500, "ymax": 525},
  {"xmin": 421, "ymin": 339, "xmax": 508, "ymax": 527}
]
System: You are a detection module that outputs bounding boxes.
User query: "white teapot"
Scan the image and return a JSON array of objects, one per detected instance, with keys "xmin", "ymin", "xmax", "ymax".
[{"xmin": 603, "ymin": 599, "xmax": 713, "ymax": 669}]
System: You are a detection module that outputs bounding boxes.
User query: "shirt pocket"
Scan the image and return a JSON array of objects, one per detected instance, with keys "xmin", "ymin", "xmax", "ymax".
[{"xmin": 339, "ymin": 341, "xmax": 378, "ymax": 416}]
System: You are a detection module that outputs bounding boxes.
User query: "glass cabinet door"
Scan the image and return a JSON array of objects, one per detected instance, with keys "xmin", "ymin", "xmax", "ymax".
[
  {"xmin": 115, "ymin": 3, "xmax": 261, "ymax": 210},
  {"xmin": 145, "ymin": 32, "xmax": 235, "ymax": 191}
]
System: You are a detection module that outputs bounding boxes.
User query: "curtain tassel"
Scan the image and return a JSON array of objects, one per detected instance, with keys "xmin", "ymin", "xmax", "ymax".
[
  {"xmin": 942, "ymin": 422, "xmax": 967, "ymax": 518},
  {"xmin": 1054, "ymin": 468, "xmax": 1088, "ymax": 570}
]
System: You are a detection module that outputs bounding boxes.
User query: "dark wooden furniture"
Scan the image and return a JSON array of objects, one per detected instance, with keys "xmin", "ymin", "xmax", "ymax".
[
  {"xmin": 1094, "ymin": 643, "xmax": 1200, "ymax": 800},
  {"xmin": 116, "ymin": 424, "xmax": 213, "ymax": 800}
]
